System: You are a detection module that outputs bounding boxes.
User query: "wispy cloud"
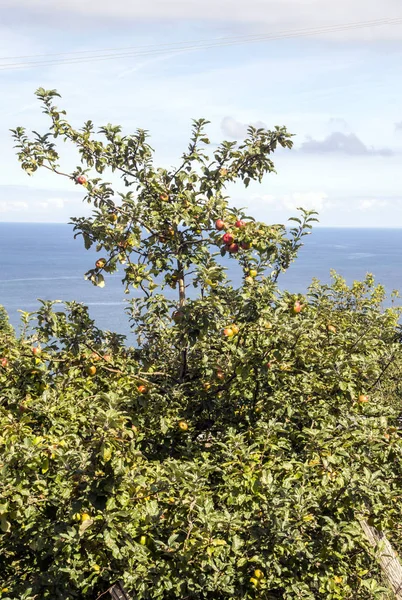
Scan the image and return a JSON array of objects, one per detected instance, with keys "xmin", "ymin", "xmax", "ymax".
[
  {"xmin": 38, "ymin": 197, "xmax": 65, "ymax": 210},
  {"xmin": 3, "ymin": 0, "xmax": 402, "ymax": 41},
  {"xmin": 358, "ymin": 198, "xmax": 389, "ymax": 210},
  {"xmin": 251, "ymin": 191, "xmax": 330, "ymax": 212},
  {"xmin": 299, "ymin": 132, "xmax": 394, "ymax": 156},
  {"xmin": 0, "ymin": 200, "xmax": 29, "ymax": 212},
  {"xmin": 328, "ymin": 117, "xmax": 350, "ymax": 132},
  {"xmin": 221, "ymin": 116, "xmax": 267, "ymax": 139},
  {"xmin": 282, "ymin": 192, "xmax": 330, "ymax": 211},
  {"xmin": 116, "ymin": 50, "xmax": 191, "ymax": 79}
]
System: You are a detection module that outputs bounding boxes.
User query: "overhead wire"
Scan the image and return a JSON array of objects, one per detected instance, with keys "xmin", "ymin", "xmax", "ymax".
[
  {"xmin": 0, "ymin": 16, "xmax": 401, "ymax": 72},
  {"xmin": 2, "ymin": 16, "xmax": 402, "ymax": 62}
]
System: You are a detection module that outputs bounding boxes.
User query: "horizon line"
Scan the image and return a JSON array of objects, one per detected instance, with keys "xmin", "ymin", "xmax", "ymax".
[{"xmin": 1, "ymin": 222, "xmax": 402, "ymax": 230}]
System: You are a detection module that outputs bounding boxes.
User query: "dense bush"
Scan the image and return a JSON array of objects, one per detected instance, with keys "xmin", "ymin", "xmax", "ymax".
[{"xmin": 0, "ymin": 90, "xmax": 401, "ymax": 599}]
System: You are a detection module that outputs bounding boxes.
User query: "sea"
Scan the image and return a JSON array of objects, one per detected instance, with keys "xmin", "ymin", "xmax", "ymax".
[{"xmin": 1, "ymin": 223, "xmax": 401, "ymax": 340}]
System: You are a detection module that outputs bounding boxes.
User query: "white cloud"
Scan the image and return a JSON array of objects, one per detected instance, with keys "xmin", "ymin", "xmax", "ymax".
[
  {"xmin": 328, "ymin": 117, "xmax": 350, "ymax": 132},
  {"xmin": 38, "ymin": 198, "xmax": 65, "ymax": 210},
  {"xmin": 3, "ymin": 0, "xmax": 402, "ymax": 41},
  {"xmin": 358, "ymin": 198, "xmax": 389, "ymax": 210},
  {"xmin": 0, "ymin": 197, "xmax": 64, "ymax": 215},
  {"xmin": 282, "ymin": 192, "xmax": 329, "ymax": 211},
  {"xmin": 249, "ymin": 192, "xmax": 330, "ymax": 212},
  {"xmin": 221, "ymin": 116, "xmax": 267, "ymax": 139},
  {"xmin": 0, "ymin": 200, "xmax": 29, "ymax": 213},
  {"xmin": 299, "ymin": 132, "xmax": 394, "ymax": 156},
  {"xmin": 251, "ymin": 193, "xmax": 276, "ymax": 204}
]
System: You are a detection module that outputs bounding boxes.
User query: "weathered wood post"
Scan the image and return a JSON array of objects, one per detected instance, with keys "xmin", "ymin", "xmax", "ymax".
[
  {"xmin": 109, "ymin": 582, "xmax": 131, "ymax": 600},
  {"xmin": 360, "ymin": 519, "xmax": 402, "ymax": 599}
]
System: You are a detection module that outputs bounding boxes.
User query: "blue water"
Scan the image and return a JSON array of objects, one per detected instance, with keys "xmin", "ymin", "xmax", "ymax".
[{"xmin": 1, "ymin": 223, "xmax": 401, "ymax": 338}]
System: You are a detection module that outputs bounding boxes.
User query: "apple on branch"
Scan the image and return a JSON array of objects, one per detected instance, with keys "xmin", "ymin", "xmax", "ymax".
[
  {"xmin": 222, "ymin": 232, "xmax": 234, "ymax": 245},
  {"xmin": 96, "ymin": 258, "xmax": 107, "ymax": 269},
  {"xmin": 227, "ymin": 243, "xmax": 239, "ymax": 254},
  {"xmin": 293, "ymin": 301, "xmax": 303, "ymax": 314},
  {"xmin": 235, "ymin": 219, "xmax": 246, "ymax": 228}
]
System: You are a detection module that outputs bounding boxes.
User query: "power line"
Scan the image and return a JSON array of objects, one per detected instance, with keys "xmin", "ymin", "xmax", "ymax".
[
  {"xmin": 1, "ymin": 17, "xmax": 401, "ymax": 72},
  {"xmin": 2, "ymin": 16, "xmax": 401, "ymax": 62}
]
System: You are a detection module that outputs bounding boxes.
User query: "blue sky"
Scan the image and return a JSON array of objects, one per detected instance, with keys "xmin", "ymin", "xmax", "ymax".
[{"xmin": 1, "ymin": 0, "xmax": 402, "ymax": 226}]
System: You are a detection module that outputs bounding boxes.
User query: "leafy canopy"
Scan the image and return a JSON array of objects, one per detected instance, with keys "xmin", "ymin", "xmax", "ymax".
[{"xmin": 0, "ymin": 89, "xmax": 401, "ymax": 600}]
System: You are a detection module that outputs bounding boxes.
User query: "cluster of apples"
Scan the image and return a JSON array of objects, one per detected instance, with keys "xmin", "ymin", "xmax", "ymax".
[
  {"xmin": 223, "ymin": 323, "xmax": 239, "ymax": 338},
  {"xmin": 244, "ymin": 268, "xmax": 258, "ymax": 285},
  {"xmin": 215, "ymin": 218, "xmax": 251, "ymax": 254},
  {"xmin": 83, "ymin": 352, "xmax": 113, "ymax": 377},
  {"xmin": 202, "ymin": 368, "xmax": 225, "ymax": 391},
  {"xmin": 250, "ymin": 569, "xmax": 265, "ymax": 588}
]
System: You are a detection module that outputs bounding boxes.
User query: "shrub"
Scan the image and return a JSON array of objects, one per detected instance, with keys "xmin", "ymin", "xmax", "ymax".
[{"xmin": 0, "ymin": 90, "xmax": 401, "ymax": 599}]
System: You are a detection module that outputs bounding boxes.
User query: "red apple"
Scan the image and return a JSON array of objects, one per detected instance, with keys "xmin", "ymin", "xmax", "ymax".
[
  {"xmin": 172, "ymin": 310, "xmax": 184, "ymax": 323},
  {"xmin": 137, "ymin": 385, "xmax": 148, "ymax": 394},
  {"xmin": 215, "ymin": 219, "xmax": 225, "ymax": 231},
  {"xmin": 96, "ymin": 258, "xmax": 107, "ymax": 269},
  {"xmin": 222, "ymin": 232, "xmax": 234, "ymax": 245},
  {"xmin": 240, "ymin": 241, "xmax": 251, "ymax": 250},
  {"xmin": 32, "ymin": 347, "xmax": 41, "ymax": 356},
  {"xmin": 1, "ymin": 357, "xmax": 8, "ymax": 368},
  {"xmin": 76, "ymin": 175, "xmax": 87, "ymax": 185},
  {"xmin": 235, "ymin": 219, "xmax": 246, "ymax": 228},
  {"xmin": 358, "ymin": 394, "xmax": 369, "ymax": 404},
  {"xmin": 227, "ymin": 243, "xmax": 239, "ymax": 254},
  {"xmin": 293, "ymin": 301, "xmax": 303, "ymax": 314},
  {"xmin": 216, "ymin": 369, "xmax": 225, "ymax": 381}
]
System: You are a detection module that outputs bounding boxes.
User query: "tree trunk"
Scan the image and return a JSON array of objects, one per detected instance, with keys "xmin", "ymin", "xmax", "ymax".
[
  {"xmin": 360, "ymin": 519, "xmax": 402, "ymax": 599},
  {"xmin": 177, "ymin": 261, "xmax": 187, "ymax": 380}
]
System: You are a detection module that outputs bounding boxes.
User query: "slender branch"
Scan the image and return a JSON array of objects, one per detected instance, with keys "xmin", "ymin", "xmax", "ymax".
[{"xmin": 368, "ymin": 352, "xmax": 398, "ymax": 392}]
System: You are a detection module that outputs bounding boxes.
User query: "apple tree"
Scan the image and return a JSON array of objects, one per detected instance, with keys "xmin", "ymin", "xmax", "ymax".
[{"xmin": 0, "ymin": 89, "xmax": 401, "ymax": 600}]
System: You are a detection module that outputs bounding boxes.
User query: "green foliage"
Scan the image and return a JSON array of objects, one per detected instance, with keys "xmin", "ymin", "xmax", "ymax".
[
  {"xmin": 0, "ymin": 305, "xmax": 13, "ymax": 335},
  {"xmin": 1, "ymin": 90, "xmax": 401, "ymax": 599}
]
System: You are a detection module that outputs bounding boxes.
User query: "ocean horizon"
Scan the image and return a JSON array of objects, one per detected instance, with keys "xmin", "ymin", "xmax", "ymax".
[{"xmin": 1, "ymin": 223, "xmax": 402, "ymax": 338}]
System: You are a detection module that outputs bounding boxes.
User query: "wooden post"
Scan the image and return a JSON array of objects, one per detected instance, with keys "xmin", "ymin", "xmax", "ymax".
[
  {"xmin": 109, "ymin": 582, "xmax": 131, "ymax": 600},
  {"xmin": 360, "ymin": 519, "xmax": 402, "ymax": 599}
]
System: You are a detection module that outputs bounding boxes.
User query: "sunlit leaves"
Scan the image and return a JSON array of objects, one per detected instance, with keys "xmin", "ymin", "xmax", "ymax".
[{"xmin": 3, "ymin": 89, "xmax": 402, "ymax": 600}]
